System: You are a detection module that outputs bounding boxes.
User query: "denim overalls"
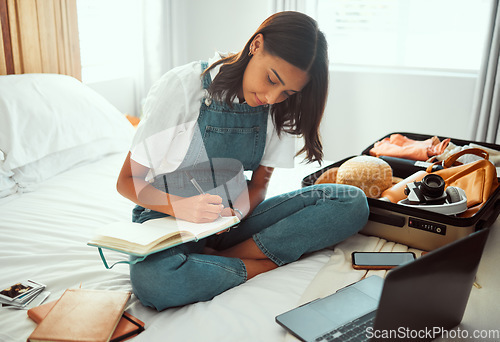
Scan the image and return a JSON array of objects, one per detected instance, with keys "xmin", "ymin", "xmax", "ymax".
[{"xmin": 129, "ymin": 62, "xmax": 369, "ymax": 311}]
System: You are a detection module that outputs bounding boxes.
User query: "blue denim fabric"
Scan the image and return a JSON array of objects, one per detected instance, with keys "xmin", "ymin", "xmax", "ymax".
[
  {"xmin": 129, "ymin": 62, "xmax": 369, "ymax": 311},
  {"xmin": 130, "ymin": 184, "xmax": 368, "ymax": 310}
]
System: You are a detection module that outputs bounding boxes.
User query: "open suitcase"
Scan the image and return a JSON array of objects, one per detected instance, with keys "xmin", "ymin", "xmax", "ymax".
[{"xmin": 302, "ymin": 132, "xmax": 500, "ymax": 251}]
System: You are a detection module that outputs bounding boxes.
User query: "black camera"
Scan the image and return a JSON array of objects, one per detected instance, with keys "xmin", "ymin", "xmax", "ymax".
[{"xmin": 404, "ymin": 174, "xmax": 447, "ymax": 205}]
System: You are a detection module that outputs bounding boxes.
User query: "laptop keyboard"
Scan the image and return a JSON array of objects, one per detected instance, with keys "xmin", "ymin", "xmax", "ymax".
[{"xmin": 314, "ymin": 310, "xmax": 376, "ymax": 342}]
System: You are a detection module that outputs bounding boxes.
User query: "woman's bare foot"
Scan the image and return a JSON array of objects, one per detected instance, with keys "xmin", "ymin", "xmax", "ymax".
[
  {"xmin": 241, "ymin": 258, "xmax": 278, "ymax": 279},
  {"xmin": 203, "ymin": 246, "xmax": 218, "ymax": 255},
  {"xmin": 207, "ymin": 238, "xmax": 278, "ymax": 279},
  {"xmin": 216, "ymin": 238, "xmax": 269, "ymax": 259}
]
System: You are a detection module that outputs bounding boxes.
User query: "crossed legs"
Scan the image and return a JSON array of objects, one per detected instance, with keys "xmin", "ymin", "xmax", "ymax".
[{"xmin": 214, "ymin": 238, "xmax": 278, "ymax": 279}]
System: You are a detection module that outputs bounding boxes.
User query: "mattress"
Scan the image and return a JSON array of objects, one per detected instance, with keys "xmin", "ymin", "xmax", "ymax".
[
  {"xmin": 0, "ymin": 152, "xmax": 334, "ymax": 341},
  {"xmin": 1, "ymin": 152, "xmax": 498, "ymax": 342}
]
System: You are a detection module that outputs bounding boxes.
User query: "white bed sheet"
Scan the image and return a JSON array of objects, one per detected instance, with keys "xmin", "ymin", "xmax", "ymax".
[
  {"xmin": 0, "ymin": 152, "xmax": 133, "ymax": 341},
  {"xmin": 2, "ymin": 151, "xmax": 497, "ymax": 342},
  {"xmin": 0, "ymin": 152, "xmax": 338, "ymax": 342}
]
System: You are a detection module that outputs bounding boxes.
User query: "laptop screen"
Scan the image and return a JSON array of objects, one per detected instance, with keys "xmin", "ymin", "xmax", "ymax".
[{"xmin": 370, "ymin": 229, "xmax": 489, "ymax": 342}]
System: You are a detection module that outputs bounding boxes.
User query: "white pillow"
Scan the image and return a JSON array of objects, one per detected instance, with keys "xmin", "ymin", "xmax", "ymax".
[
  {"xmin": 12, "ymin": 139, "xmax": 128, "ymax": 192},
  {"xmin": 0, "ymin": 149, "xmax": 15, "ymax": 196},
  {"xmin": 0, "ymin": 74, "xmax": 134, "ymax": 195}
]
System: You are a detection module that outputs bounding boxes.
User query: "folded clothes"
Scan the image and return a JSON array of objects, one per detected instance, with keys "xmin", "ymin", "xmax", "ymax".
[
  {"xmin": 435, "ymin": 142, "xmax": 500, "ymax": 166},
  {"xmin": 370, "ymin": 134, "xmax": 450, "ymax": 161}
]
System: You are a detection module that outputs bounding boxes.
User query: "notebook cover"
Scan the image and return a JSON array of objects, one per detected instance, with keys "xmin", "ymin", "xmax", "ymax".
[
  {"xmin": 28, "ymin": 300, "xmax": 144, "ymax": 341},
  {"xmin": 110, "ymin": 312, "xmax": 145, "ymax": 342},
  {"xmin": 27, "ymin": 289, "xmax": 131, "ymax": 342}
]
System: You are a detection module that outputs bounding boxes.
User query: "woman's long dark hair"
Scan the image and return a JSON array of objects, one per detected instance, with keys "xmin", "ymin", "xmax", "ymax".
[{"xmin": 202, "ymin": 11, "xmax": 329, "ymax": 163}]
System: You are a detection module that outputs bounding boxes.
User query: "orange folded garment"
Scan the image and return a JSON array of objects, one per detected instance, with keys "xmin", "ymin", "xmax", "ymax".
[{"xmin": 370, "ymin": 134, "xmax": 450, "ymax": 161}]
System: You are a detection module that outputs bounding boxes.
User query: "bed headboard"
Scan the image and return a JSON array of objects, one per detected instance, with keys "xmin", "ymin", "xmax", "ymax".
[{"xmin": 0, "ymin": 0, "xmax": 81, "ymax": 80}]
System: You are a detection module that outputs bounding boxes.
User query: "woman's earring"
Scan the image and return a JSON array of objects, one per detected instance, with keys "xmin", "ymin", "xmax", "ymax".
[{"xmin": 248, "ymin": 45, "xmax": 253, "ymax": 57}]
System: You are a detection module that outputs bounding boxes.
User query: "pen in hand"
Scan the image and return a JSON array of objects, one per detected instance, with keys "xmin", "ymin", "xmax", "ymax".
[
  {"xmin": 185, "ymin": 171, "xmax": 205, "ymax": 195},
  {"xmin": 185, "ymin": 171, "xmax": 225, "ymax": 220}
]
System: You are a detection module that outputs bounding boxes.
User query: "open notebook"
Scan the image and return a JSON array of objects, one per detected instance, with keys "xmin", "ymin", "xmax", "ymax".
[{"xmin": 88, "ymin": 215, "xmax": 240, "ymax": 268}]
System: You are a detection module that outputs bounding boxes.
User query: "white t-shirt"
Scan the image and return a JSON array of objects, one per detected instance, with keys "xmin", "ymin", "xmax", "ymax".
[{"xmin": 130, "ymin": 54, "xmax": 295, "ymax": 181}]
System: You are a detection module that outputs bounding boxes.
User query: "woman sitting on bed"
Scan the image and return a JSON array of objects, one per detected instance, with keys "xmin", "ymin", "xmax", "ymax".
[{"xmin": 117, "ymin": 11, "xmax": 369, "ymax": 311}]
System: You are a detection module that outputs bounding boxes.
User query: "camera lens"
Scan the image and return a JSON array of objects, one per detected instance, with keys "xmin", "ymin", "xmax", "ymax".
[{"xmin": 420, "ymin": 174, "xmax": 445, "ymax": 197}]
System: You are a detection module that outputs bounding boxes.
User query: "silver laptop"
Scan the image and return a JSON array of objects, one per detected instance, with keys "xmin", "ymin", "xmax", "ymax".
[{"xmin": 276, "ymin": 228, "xmax": 490, "ymax": 342}]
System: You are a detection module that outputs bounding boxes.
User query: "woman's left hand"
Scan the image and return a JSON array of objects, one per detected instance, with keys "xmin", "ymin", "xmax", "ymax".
[
  {"xmin": 216, "ymin": 207, "xmax": 240, "ymax": 234},
  {"xmin": 220, "ymin": 207, "xmax": 236, "ymax": 217}
]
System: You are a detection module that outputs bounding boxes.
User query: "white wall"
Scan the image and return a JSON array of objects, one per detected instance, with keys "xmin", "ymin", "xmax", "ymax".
[
  {"xmin": 86, "ymin": 77, "xmax": 137, "ymax": 115},
  {"xmin": 86, "ymin": 1, "xmax": 479, "ymax": 162},
  {"xmin": 322, "ymin": 68, "xmax": 477, "ymax": 161},
  {"xmin": 177, "ymin": 0, "xmax": 479, "ymax": 162},
  {"xmin": 181, "ymin": 0, "xmax": 270, "ymax": 61}
]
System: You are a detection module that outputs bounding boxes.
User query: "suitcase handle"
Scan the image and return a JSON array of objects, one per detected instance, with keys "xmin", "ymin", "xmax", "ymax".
[{"xmin": 368, "ymin": 212, "xmax": 405, "ymax": 228}]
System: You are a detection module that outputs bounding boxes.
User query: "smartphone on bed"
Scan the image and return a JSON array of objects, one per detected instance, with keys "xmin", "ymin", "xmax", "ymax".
[{"xmin": 351, "ymin": 251, "xmax": 416, "ymax": 270}]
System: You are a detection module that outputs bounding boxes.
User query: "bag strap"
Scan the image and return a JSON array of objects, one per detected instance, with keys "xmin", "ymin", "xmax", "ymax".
[
  {"xmin": 442, "ymin": 148, "xmax": 489, "ymax": 167},
  {"xmin": 426, "ymin": 148, "xmax": 490, "ymax": 172},
  {"xmin": 98, "ymin": 248, "xmax": 146, "ymax": 269}
]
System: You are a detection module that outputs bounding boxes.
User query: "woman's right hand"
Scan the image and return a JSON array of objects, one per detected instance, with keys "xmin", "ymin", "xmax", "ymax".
[
  {"xmin": 171, "ymin": 194, "xmax": 224, "ymax": 223},
  {"xmin": 117, "ymin": 152, "xmax": 225, "ymax": 223}
]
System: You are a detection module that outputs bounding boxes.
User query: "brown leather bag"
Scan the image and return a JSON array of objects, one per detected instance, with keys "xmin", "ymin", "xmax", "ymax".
[{"xmin": 381, "ymin": 148, "xmax": 499, "ymax": 217}]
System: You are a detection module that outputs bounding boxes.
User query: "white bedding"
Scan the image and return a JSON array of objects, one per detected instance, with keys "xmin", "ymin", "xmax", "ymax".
[{"xmin": 0, "ymin": 151, "xmax": 336, "ymax": 341}]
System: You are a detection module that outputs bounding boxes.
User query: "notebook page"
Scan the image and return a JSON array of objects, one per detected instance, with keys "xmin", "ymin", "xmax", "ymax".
[{"xmin": 95, "ymin": 216, "xmax": 238, "ymax": 246}]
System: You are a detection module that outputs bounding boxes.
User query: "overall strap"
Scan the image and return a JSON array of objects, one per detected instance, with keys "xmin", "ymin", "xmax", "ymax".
[{"xmin": 200, "ymin": 61, "xmax": 212, "ymax": 90}]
